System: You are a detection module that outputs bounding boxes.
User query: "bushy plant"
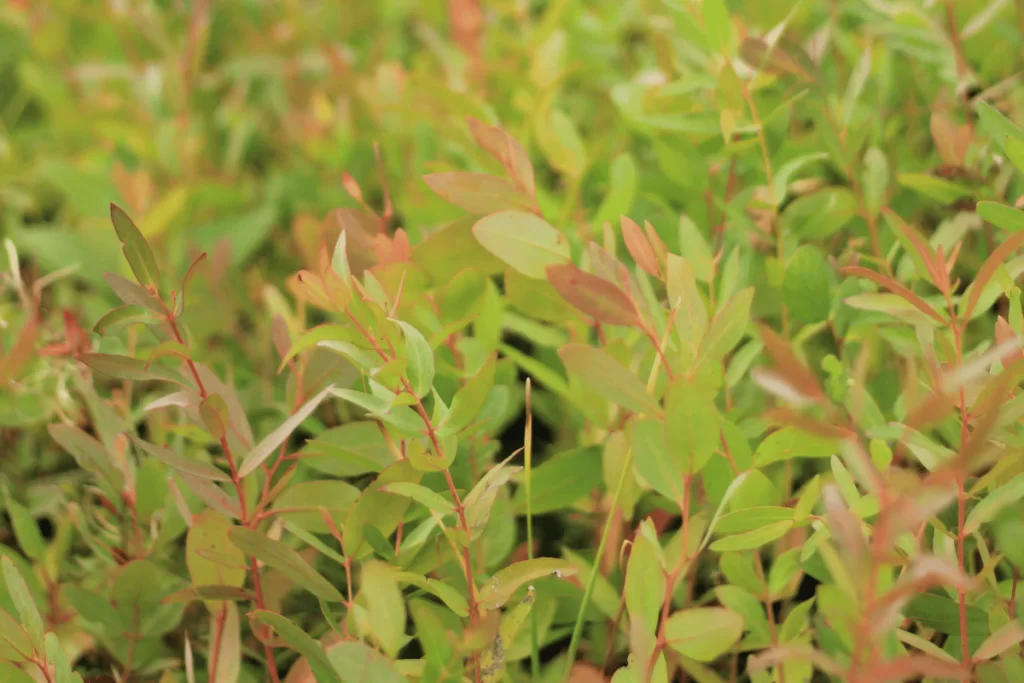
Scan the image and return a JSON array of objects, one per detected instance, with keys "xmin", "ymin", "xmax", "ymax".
[{"xmin": 7, "ymin": 1, "xmax": 1024, "ymax": 682}]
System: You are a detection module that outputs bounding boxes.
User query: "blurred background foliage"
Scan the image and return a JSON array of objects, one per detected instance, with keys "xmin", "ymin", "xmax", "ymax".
[{"xmin": 2, "ymin": 0, "xmax": 1024, "ymax": 546}]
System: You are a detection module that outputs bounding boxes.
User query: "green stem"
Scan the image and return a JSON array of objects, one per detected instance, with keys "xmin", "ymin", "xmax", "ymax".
[
  {"xmin": 562, "ymin": 446, "xmax": 632, "ymax": 680},
  {"xmin": 525, "ymin": 379, "xmax": 540, "ymax": 678}
]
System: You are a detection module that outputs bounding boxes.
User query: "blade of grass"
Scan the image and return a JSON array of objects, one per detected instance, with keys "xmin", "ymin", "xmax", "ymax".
[
  {"xmin": 525, "ymin": 378, "xmax": 540, "ymax": 679},
  {"xmin": 562, "ymin": 315, "xmax": 672, "ymax": 678}
]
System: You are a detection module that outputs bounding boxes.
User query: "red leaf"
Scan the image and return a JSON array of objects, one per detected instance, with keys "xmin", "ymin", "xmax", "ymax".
[
  {"xmin": 621, "ymin": 216, "xmax": 660, "ymax": 277},
  {"xmin": 545, "ymin": 264, "xmax": 640, "ymax": 326}
]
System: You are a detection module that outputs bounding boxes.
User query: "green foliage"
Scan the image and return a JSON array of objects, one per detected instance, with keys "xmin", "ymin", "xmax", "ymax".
[{"xmin": 5, "ymin": 0, "xmax": 1024, "ymax": 681}]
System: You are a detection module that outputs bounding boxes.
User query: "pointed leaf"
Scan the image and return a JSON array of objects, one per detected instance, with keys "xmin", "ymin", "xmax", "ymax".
[
  {"xmin": 546, "ymin": 264, "xmax": 639, "ymax": 326},
  {"xmin": 228, "ymin": 528, "xmax": 345, "ymax": 603},
  {"xmin": 238, "ymin": 384, "xmax": 334, "ymax": 477}
]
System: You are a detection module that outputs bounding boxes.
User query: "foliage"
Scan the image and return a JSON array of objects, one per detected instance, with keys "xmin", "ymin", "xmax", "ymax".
[{"xmin": 4, "ymin": 0, "xmax": 1024, "ymax": 682}]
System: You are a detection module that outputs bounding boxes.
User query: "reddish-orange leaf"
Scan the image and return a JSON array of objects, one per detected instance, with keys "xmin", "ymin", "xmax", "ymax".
[
  {"xmin": 759, "ymin": 326, "xmax": 825, "ymax": 402},
  {"xmin": 996, "ymin": 316, "xmax": 1023, "ymax": 364},
  {"xmin": 0, "ymin": 314, "xmax": 38, "ymax": 382},
  {"xmin": 466, "ymin": 117, "xmax": 536, "ymax": 198},
  {"xmin": 621, "ymin": 216, "xmax": 660, "ymax": 277},
  {"xmin": 546, "ymin": 264, "xmax": 640, "ymax": 326},
  {"xmin": 964, "ymin": 229, "xmax": 1024, "ymax": 321},
  {"xmin": 861, "ymin": 654, "xmax": 969, "ymax": 681},
  {"xmin": 841, "ymin": 266, "xmax": 946, "ymax": 324},
  {"xmin": 644, "ymin": 220, "xmax": 668, "ymax": 267}
]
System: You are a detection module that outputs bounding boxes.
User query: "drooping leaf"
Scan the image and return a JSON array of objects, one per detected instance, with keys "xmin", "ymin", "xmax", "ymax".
[
  {"xmin": 255, "ymin": 611, "xmax": 342, "ymax": 683},
  {"xmin": 479, "ymin": 558, "xmax": 578, "ymax": 611},
  {"xmin": 227, "ymin": 528, "xmax": 345, "ymax": 603},
  {"xmin": 978, "ymin": 202, "xmax": 1024, "ymax": 233},
  {"xmin": 238, "ymin": 384, "xmax": 334, "ymax": 476}
]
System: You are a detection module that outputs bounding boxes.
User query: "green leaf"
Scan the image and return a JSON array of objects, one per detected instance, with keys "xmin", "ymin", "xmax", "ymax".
[
  {"xmin": 110, "ymin": 203, "xmax": 161, "ymax": 290},
  {"xmin": 254, "ymin": 610, "xmax": 342, "ymax": 683},
  {"xmin": 965, "ymin": 472, "xmax": 1024, "ymax": 535},
  {"xmin": 45, "ymin": 632, "xmax": 77, "ymax": 683},
  {"xmin": 359, "ymin": 560, "xmax": 406, "ymax": 657},
  {"xmin": 445, "ymin": 355, "xmax": 497, "ymax": 432},
  {"xmin": 512, "ymin": 445, "xmax": 603, "ymax": 515},
  {"xmin": 714, "ymin": 507, "xmax": 796, "ymax": 534},
  {"xmin": 978, "ymin": 202, "xmax": 1024, "ymax": 233},
  {"xmin": 133, "ymin": 437, "xmax": 231, "ymax": 482},
  {"xmin": 695, "ymin": 288, "xmax": 753, "ymax": 369},
  {"xmin": 464, "ymin": 454, "xmax": 522, "ymax": 539},
  {"xmin": 897, "ymin": 173, "xmax": 971, "ymax": 205},
  {"xmin": 479, "ymin": 558, "xmax": 578, "ymax": 611},
  {"xmin": 327, "ymin": 640, "xmax": 405, "ymax": 683},
  {"xmin": 392, "ymin": 571, "xmax": 469, "ymax": 617},
  {"xmin": 594, "ymin": 153, "xmax": 638, "ymax": 226},
  {"xmin": 631, "ymin": 418, "xmax": 684, "ymax": 502},
  {"xmin": 1006, "ymin": 137, "xmax": 1024, "ymax": 174},
  {"xmin": 0, "ymin": 608, "xmax": 32, "ymax": 661},
  {"xmin": 862, "ymin": 148, "xmax": 889, "ymax": 217},
  {"xmin": 779, "ymin": 598, "xmax": 815, "ymax": 642},
  {"xmin": 63, "ymin": 585, "xmax": 121, "ymax": 627},
  {"xmin": 187, "ymin": 511, "xmax": 246, "ymax": 603},
  {"xmin": 481, "ymin": 588, "xmax": 535, "ymax": 682},
  {"xmin": 394, "ymin": 321, "xmax": 434, "ymax": 398},
  {"xmin": 678, "ymin": 217, "xmax": 714, "ymax": 283},
  {"xmin": 782, "ymin": 246, "xmax": 833, "ymax": 324},
  {"xmin": 536, "ymin": 109, "xmax": 588, "ymax": 179},
  {"xmin": 753, "ymin": 427, "xmax": 838, "ymax": 466},
  {"xmin": 0, "ymin": 660, "xmax": 35, "ymax": 682},
  {"xmin": 103, "ymin": 272, "xmax": 163, "ymax": 311},
  {"xmin": 380, "ymin": 482, "xmax": 454, "ymax": 515},
  {"xmin": 1, "ymin": 490, "xmax": 44, "ymax": 561},
  {"xmin": 199, "ymin": 393, "xmax": 230, "ymax": 439},
  {"xmin": 667, "ymin": 255, "xmax": 708, "ymax": 365},
  {"xmin": 238, "ymin": 384, "xmax": 334, "ymax": 477},
  {"xmin": 81, "ymin": 353, "xmax": 189, "ymax": 386},
  {"xmin": 343, "ymin": 460, "xmax": 421, "ymax": 558},
  {"xmin": 710, "ymin": 520, "xmax": 794, "ymax": 551},
  {"xmin": 558, "ymin": 344, "xmax": 662, "ymax": 416},
  {"xmin": 274, "ymin": 481, "xmax": 361, "ymax": 534},
  {"xmin": 625, "ymin": 524, "xmax": 666, "ymax": 635},
  {"xmin": 228, "ymin": 528, "xmax": 345, "ymax": 603},
  {"xmin": 1, "ymin": 557, "xmax": 43, "ymax": 651},
  {"xmin": 300, "ymin": 422, "xmax": 394, "ymax": 477},
  {"xmin": 975, "ymin": 101, "xmax": 1024, "ymax": 152},
  {"xmin": 702, "ymin": 0, "xmax": 732, "ymax": 54},
  {"xmin": 773, "ymin": 154, "xmax": 828, "ymax": 204},
  {"xmin": 664, "ymin": 607, "xmax": 743, "ymax": 662},
  {"xmin": 473, "ymin": 211, "xmax": 569, "ymax": 279},
  {"xmin": 664, "ymin": 377, "xmax": 719, "ymax": 474}
]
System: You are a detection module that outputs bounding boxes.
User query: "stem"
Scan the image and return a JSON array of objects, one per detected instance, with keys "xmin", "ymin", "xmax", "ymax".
[
  {"xmin": 343, "ymin": 309, "xmax": 481, "ymax": 679},
  {"xmin": 563, "ymin": 445, "xmax": 633, "ymax": 679},
  {"xmin": 952, "ymin": 321, "xmax": 971, "ymax": 669},
  {"xmin": 525, "ymin": 379, "xmax": 541, "ymax": 679},
  {"xmin": 161, "ymin": 305, "xmax": 279, "ymax": 679}
]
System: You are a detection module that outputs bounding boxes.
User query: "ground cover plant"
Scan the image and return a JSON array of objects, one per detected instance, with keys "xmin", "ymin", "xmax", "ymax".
[{"xmin": 5, "ymin": 0, "xmax": 1024, "ymax": 681}]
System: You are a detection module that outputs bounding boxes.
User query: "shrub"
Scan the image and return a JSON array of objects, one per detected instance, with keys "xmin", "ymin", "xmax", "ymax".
[{"xmin": 5, "ymin": 1, "xmax": 1024, "ymax": 682}]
